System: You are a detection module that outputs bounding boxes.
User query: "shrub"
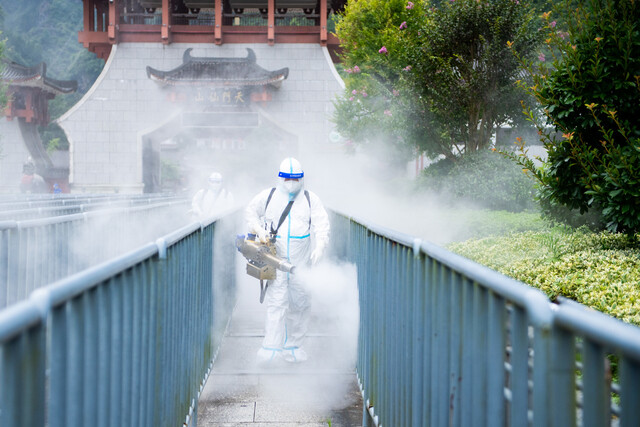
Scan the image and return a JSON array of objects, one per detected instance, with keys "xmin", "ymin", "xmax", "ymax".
[
  {"xmin": 417, "ymin": 150, "xmax": 537, "ymax": 212},
  {"xmin": 448, "ymin": 228, "xmax": 640, "ymax": 325},
  {"xmin": 509, "ymin": 0, "xmax": 640, "ymax": 233}
]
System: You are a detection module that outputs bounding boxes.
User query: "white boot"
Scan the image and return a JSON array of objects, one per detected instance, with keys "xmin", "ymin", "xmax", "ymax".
[
  {"xmin": 257, "ymin": 347, "xmax": 281, "ymax": 364},
  {"xmin": 282, "ymin": 347, "xmax": 308, "ymax": 363}
]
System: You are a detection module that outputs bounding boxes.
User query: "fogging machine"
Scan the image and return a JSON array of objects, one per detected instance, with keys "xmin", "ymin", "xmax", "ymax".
[{"xmin": 235, "ymin": 234, "xmax": 296, "ymax": 303}]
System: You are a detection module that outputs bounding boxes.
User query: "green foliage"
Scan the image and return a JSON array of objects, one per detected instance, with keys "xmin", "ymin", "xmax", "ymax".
[
  {"xmin": 448, "ymin": 228, "xmax": 640, "ymax": 325},
  {"xmin": 0, "ymin": 0, "xmax": 104, "ymax": 150},
  {"xmin": 40, "ymin": 123, "xmax": 69, "ymax": 150},
  {"xmin": 333, "ymin": 0, "xmax": 542, "ymax": 161},
  {"xmin": 407, "ymin": 0, "xmax": 541, "ymax": 153},
  {"xmin": 46, "ymin": 137, "xmax": 60, "ymax": 153},
  {"xmin": 509, "ymin": 0, "xmax": 640, "ymax": 233},
  {"xmin": 417, "ymin": 150, "xmax": 537, "ymax": 212}
]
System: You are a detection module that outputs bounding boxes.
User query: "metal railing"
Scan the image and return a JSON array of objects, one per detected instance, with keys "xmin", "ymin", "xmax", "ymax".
[
  {"xmin": 0, "ymin": 199, "xmax": 191, "ymax": 309},
  {"xmin": 330, "ymin": 211, "xmax": 640, "ymax": 427},
  {"xmin": 0, "ymin": 211, "xmax": 239, "ymax": 427},
  {"xmin": 3, "ymin": 206, "xmax": 638, "ymax": 427}
]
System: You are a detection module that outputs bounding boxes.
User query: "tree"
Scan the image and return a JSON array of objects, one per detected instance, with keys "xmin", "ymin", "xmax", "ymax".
[
  {"xmin": 0, "ymin": 0, "xmax": 104, "ymax": 149},
  {"xmin": 510, "ymin": 0, "xmax": 640, "ymax": 232},
  {"xmin": 333, "ymin": 0, "xmax": 541, "ymax": 160}
]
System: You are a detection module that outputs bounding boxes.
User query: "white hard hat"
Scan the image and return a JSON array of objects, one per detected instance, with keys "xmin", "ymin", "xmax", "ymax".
[
  {"xmin": 278, "ymin": 157, "xmax": 304, "ymax": 179},
  {"xmin": 208, "ymin": 172, "xmax": 223, "ymax": 184},
  {"xmin": 278, "ymin": 157, "xmax": 304, "ymax": 196}
]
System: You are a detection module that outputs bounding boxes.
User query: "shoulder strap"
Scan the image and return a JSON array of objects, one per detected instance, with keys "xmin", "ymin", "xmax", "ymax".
[
  {"xmin": 305, "ymin": 190, "xmax": 311, "ymax": 227},
  {"xmin": 265, "ymin": 189, "xmax": 312, "ymax": 235},
  {"xmin": 271, "ymin": 200, "xmax": 294, "ymax": 236},
  {"xmin": 265, "ymin": 187, "xmax": 276, "ymax": 211}
]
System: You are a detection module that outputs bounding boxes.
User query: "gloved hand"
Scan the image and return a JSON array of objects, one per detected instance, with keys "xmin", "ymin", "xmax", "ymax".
[
  {"xmin": 310, "ymin": 246, "xmax": 324, "ymax": 265},
  {"xmin": 255, "ymin": 227, "xmax": 270, "ymax": 243}
]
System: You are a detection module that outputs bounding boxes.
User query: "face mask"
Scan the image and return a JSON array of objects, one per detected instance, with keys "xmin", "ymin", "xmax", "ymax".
[
  {"xmin": 283, "ymin": 180, "xmax": 302, "ymax": 195},
  {"xmin": 209, "ymin": 182, "xmax": 222, "ymax": 193}
]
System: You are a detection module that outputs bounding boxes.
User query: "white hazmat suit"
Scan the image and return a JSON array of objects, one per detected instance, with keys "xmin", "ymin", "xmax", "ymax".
[
  {"xmin": 191, "ymin": 172, "xmax": 235, "ymax": 220},
  {"xmin": 245, "ymin": 157, "xmax": 330, "ymax": 363}
]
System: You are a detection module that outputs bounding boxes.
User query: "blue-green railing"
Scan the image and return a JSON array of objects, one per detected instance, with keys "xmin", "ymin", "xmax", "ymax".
[
  {"xmin": 0, "ymin": 211, "xmax": 238, "ymax": 427},
  {"xmin": 3, "ymin": 206, "xmax": 639, "ymax": 427},
  {"xmin": 0, "ymin": 199, "xmax": 190, "ymax": 309},
  {"xmin": 330, "ymin": 212, "xmax": 640, "ymax": 427}
]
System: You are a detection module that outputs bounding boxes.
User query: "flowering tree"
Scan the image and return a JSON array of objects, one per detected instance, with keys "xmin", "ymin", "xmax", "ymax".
[
  {"xmin": 333, "ymin": 0, "xmax": 541, "ymax": 160},
  {"xmin": 508, "ymin": 0, "xmax": 640, "ymax": 232},
  {"xmin": 332, "ymin": 0, "xmax": 429, "ymax": 163}
]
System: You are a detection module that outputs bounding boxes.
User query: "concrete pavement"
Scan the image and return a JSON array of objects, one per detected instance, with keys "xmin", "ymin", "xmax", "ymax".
[{"xmin": 197, "ymin": 265, "xmax": 363, "ymax": 427}]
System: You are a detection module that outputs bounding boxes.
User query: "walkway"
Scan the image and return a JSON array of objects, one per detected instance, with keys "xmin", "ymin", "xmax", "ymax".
[{"xmin": 198, "ymin": 266, "xmax": 363, "ymax": 426}]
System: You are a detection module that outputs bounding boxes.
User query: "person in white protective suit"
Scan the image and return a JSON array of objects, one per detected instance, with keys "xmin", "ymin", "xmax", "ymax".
[
  {"xmin": 191, "ymin": 172, "xmax": 235, "ymax": 220},
  {"xmin": 245, "ymin": 157, "xmax": 330, "ymax": 363}
]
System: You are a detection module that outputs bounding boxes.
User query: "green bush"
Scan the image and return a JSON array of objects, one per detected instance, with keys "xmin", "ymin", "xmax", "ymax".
[
  {"xmin": 448, "ymin": 228, "xmax": 640, "ymax": 325},
  {"xmin": 417, "ymin": 150, "xmax": 537, "ymax": 212},
  {"xmin": 510, "ymin": 0, "xmax": 640, "ymax": 233}
]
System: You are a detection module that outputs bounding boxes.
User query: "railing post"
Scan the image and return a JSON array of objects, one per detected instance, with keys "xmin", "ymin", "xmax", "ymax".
[{"xmin": 530, "ymin": 305, "xmax": 553, "ymax": 427}]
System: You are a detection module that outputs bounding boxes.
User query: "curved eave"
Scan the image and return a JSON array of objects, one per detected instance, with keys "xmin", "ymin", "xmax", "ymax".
[{"xmin": 1, "ymin": 61, "xmax": 77, "ymax": 95}]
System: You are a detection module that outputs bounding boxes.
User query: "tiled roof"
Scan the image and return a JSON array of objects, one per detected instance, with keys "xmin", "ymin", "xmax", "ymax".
[
  {"xmin": 146, "ymin": 48, "xmax": 289, "ymax": 88},
  {"xmin": 0, "ymin": 60, "xmax": 77, "ymax": 94}
]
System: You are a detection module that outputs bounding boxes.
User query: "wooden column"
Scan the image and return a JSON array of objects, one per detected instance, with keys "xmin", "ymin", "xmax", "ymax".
[
  {"xmin": 161, "ymin": 0, "xmax": 171, "ymax": 44},
  {"xmin": 215, "ymin": 0, "xmax": 222, "ymax": 45},
  {"xmin": 24, "ymin": 90, "xmax": 35, "ymax": 123},
  {"xmin": 267, "ymin": 0, "xmax": 275, "ymax": 45},
  {"xmin": 320, "ymin": 0, "xmax": 327, "ymax": 45},
  {"xmin": 84, "ymin": 0, "xmax": 92, "ymax": 33},
  {"xmin": 108, "ymin": 0, "xmax": 118, "ymax": 43}
]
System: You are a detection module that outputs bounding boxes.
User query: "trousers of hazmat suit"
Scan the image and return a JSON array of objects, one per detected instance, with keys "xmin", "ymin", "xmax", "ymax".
[{"xmin": 245, "ymin": 185, "xmax": 330, "ymax": 362}]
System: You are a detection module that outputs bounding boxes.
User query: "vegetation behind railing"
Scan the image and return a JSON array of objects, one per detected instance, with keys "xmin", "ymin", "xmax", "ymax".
[{"xmin": 330, "ymin": 211, "xmax": 640, "ymax": 427}]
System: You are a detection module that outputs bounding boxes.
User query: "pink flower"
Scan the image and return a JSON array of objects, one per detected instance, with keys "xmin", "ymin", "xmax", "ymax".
[
  {"xmin": 384, "ymin": 110, "xmax": 392, "ymax": 116},
  {"xmin": 550, "ymin": 21, "xmax": 556, "ymax": 28},
  {"xmin": 379, "ymin": 46, "xmax": 388, "ymax": 54},
  {"xmin": 403, "ymin": 65, "xmax": 412, "ymax": 71},
  {"xmin": 352, "ymin": 89, "xmax": 357, "ymax": 95},
  {"xmin": 345, "ymin": 68, "xmax": 353, "ymax": 74},
  {"xmin": 362, "ymin": 92, "xmax": 368, "ymax": 97},
  {"xmin": 349, "ymin": 97, "xmax": 354, "ymax": 101},
  {"xmin": 399, "ymin": 21, "xmax": 407, "ymax": 30},
  {"xmin": 392, "ymin": 89, "xmax": 400, "ymax": 96},
  {"xmin": 406, "ymin": 1, "xmax": 414, "ymax": 9},
  {"xmin": 538, "ymin": 53, "xmax": 546, "ymax": 62},
  {"xmin": 353, "ymin": 65, "xmax": 360, "ymax": 73}
]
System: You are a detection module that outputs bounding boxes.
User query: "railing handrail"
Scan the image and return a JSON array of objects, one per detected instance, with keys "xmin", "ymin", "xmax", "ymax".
[
  {"xmin": 332, "ymin": 211, "xmax": 640, "ymax": 427},
  {"xmin": 0, "ymin": 209, "xmax": 239, "ymax": 427}
]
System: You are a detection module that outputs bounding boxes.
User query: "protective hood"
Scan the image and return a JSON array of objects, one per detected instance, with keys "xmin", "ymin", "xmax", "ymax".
[{"xmin": 277, "ymin": 157, "xmax": 304, "ymax": 197}]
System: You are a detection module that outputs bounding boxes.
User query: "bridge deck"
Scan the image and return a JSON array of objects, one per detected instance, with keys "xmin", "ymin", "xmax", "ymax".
[{"xmin": 198, "ymin": 274, "xmax": 364, "ymax": 426}]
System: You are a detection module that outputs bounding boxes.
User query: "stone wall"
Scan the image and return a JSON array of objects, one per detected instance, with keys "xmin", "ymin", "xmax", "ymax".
[
  {"xmin": 57, "ymin": 42, "xmax": 345, "ymax": 193},
  {"xmin": 0, "ymin": 119, "xmax": 30, "ymax": 194}
]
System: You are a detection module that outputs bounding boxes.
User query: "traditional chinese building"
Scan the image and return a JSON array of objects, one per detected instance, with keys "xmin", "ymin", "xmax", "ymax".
[
  {"xmin": 58, "ymin": 0, "xmax": 347, "ymax": 193},
  {"xmin": 0, "ymin": 61, "xmax": 77, "ymax": 193}
]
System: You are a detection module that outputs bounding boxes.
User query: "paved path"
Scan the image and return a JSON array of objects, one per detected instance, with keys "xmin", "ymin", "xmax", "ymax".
[{"xmin": 198, "ymin": 268, "xmax": 363, "ymax": 427}]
